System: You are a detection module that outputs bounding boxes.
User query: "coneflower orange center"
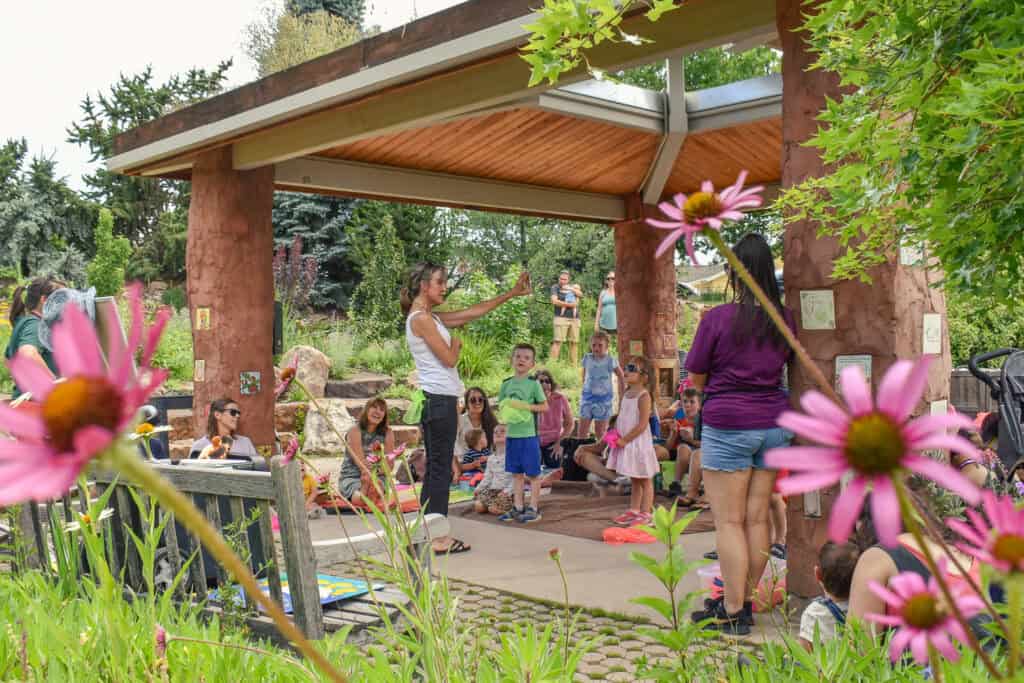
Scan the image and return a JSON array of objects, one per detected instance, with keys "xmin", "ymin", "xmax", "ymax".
[
  {"xmin": 902, "ymin": 594, "xmax": 945, "ymax": 629},
  {"xmin": 135, "ymin": 422, "xmax": 154, "ymax": 435},
  {"xmin": 683, "ymin": 192, "xmax": 724, "ymax": 223},
  {"xmin": 41, "ymin": 376, "xmax": 123, "ymax": 453},
  {"xmin": 844, "ymin": 413, "xmax": 906, "ymax": 475},
  {"xmin": 280, "ymin": 367, "xmax": 296, "ymax": 383},
  {"xmin": 992, "ymin": 533, "xmax": 1024, "ymax": 567}
]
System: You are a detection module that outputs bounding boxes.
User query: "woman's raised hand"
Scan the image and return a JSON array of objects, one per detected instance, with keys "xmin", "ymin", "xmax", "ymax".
[{"xmin": 510, "ymin": 271, "xmax": 532, "ymax": 297}]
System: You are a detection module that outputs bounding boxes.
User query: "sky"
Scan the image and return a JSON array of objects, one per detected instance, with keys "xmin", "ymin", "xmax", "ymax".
[{"xmin": 0, "ymin": 0, "xmax": 464, "ymax": 190}]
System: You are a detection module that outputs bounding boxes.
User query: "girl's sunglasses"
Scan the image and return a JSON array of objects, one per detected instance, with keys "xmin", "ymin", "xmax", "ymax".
[
  {"xmin": 624, "ymin": 363, "xmax": 643, "ymax": 373},
  {"xmin": 225, "ymin": 408, "xmax": 242, "ymax": 417},
  {"xmin": 468, "ymin": 396, "xmax": 486, "ymax": 404}
]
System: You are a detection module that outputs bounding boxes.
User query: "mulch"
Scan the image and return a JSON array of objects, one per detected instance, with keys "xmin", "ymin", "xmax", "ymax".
[{"xmin": 453, "ymin": 481, "xmax": 715, "ymax": 542}]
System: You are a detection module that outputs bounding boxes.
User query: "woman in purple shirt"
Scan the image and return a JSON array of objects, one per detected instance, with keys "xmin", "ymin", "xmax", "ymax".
[{"xmin": 686, "ymin": 233, "xmax": 794, "ymax": 636}]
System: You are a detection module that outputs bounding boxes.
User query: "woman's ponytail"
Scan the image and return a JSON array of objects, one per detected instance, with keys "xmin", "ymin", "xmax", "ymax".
[{"xmin": 8, "ymin": 286, "xmax": 26, "ymax": 326}]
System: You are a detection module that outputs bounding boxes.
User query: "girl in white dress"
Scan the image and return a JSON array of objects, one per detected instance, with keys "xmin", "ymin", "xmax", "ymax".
[{"xmin": 606, "ymin": 356, "xmax": 659, "ymax": 526}]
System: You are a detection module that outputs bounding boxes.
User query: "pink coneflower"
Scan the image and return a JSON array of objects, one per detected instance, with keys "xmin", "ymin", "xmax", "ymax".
[
  {"xmin": 866, "ymin": 565, "xmax": 984, "ymax": 664},
  {"xmin": 275, "ymin": 357, "xmax": 298, "ymax": 400},
  {"xmin": 281, "ymin": 437, "xmax": 299, "ymax": 466},
  {"xmin": 0, "ymin": 284, "xmax": 168, "ymax": 505},
  {"xmin": 154, "ymin": 624, "xmax": 167, "ymax": 658},
  {"xmin": 947, "ymin": 490, "xmax": 1024, "ymax": 575},
  {"xmin": 764, "ymin": 357, "xmax": 981, "ymax": 546},
  {"xmin": 645, "ymin": 170, "xmax": 764, "ymax": 263}
]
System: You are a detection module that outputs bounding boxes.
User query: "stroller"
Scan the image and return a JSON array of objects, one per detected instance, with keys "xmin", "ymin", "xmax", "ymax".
[{"xmin": 968, "ymin": 349, "xmax": 1024, "ymax": 480}]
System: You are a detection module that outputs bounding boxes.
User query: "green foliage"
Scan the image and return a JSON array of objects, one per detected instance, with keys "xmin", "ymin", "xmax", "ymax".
[
  {"xmin": 67, "ymin": 63, "xmax": 231, "ymax": 245},
  {"xmin": 780, "ymin": 0, "xmax": 1024, "ymax": 302},
  {"xmin": 129, "ymin": 209, "xmax": 187, "ymax": 283},
  {"xmin": 455, "ymin": 334, "xmax": 502, "ymax": 382},
  {"xmin": 287, "ymin": 0, "xmax": 365, "ymax": 26},
  {"xmin": 0, "ymin": 324, "xmax": 12, "ymax": 394},
  {"xmin": 350, "ymin": 339, "xmax": 415, "ymax": 379},
  {"xmin": 446, "ymin": 267, "xmax": 531, "ymax": 348},
  {"xmin": 160, "ymin": 286, "xmax": 187, "ymax": 312},
  {"xmin": 947, "ymin": 289, "xmax": 1024, "ymax": 367},
  {"xmin": 521, "ymin": 0, "xmax": 680, "ymax": 86},
  {"xmin": 87, "ymin": 208, "xmax": 131, "ymax": 296},
  {"xmin": 149, "ymin": 310, "xmax": 194, "ymax": 389},
  {"xmin": 619, "ymin": 45, "xmax": 780, "ymax": 91},
  {"xmin": 244, "ymin": 6, "xmax": 361, "ymax": 78},
  {"xmin": 350, "ymin": 215, "xmax": 407, "ymax": 342}
]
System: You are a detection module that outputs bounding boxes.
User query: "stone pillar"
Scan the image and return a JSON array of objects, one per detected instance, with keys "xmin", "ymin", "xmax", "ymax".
[
  {"xmin": 778, "ymin": 0, "xmax": 952, "ymax": 595},
  {"xmin": 613, "ymin": 198, "xmax": 679, "ymax": 407},
  {"xmin": 186, "ymin": 147, "xmax": 277, "ymax": 452}
]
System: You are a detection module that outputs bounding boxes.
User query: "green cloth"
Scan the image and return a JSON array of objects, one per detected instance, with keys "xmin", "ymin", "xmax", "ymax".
[
  {"xmin": 498, "ymin": 399, "xmax": 533, "ymax": 426},
  {"xmin": 4, "ymin": 315, "xmax": 57, "ymax": 398},
  {"xmin": 497, "ymin": 375, "xmax": 545, "ymax": 439}
]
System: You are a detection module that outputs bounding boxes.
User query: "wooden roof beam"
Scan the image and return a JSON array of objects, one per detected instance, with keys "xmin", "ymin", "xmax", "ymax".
[
  {"xmin": 641, "ymin": 58, "xmax": 688, "ymax": 205},
  {"xmin": 274, "ymin": 157, "xmax": 627, "ymax": 223}
]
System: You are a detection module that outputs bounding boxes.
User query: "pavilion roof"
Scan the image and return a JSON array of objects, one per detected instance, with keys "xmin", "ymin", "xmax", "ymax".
[{"xmin": 107, "ymin": 0, "xmax": 781, "ymax": 223}]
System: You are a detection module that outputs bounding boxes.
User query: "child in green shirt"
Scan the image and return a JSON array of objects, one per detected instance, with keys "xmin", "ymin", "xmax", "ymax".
[{"xmin": 496, "ymin": 344, "xmax": 548, "ymax": 523}]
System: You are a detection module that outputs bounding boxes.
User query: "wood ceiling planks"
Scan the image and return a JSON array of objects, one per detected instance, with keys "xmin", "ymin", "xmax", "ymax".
[
  {"xmin": 319, "ymin": 109, "xmax": 661, "ymax": 196},
  {"xmin": 664, "ymin": 119, "xmax": 782, "ymax": 196}
]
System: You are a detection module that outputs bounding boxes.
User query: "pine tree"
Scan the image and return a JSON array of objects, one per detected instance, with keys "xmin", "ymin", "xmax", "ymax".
[
  {"xmin": 87, "ymin": 208, "xmax": 131, "ymax": 296},
  {"xmin": 286, "ymin": 0, "xmax": 365, "ymax": 26},
  {"xmin": 272, "ymin": 191, "xmax": 360, "ymax": 310}
]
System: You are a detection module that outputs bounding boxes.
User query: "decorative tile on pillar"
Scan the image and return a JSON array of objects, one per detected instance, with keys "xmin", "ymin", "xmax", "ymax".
[
  {"xmin": 834, "ymin": 355, "xmax": 872, "ymax": 393},
  {"xmin": 195, "ymin": 307, "xmax": 211, "ymax": 330},
  {"xmin": 194, "ymin": 359, "xmax": 205, "ymax": 382},
  {"xmin": 240, "ymin": 371, "xmax": 262, "ymax": 395},
  {"xmin": 923, "ymin": 314, "xmax": 942, "ymax": 355},
  {"xmin": 799, "ymin": 290, "xmax": 836, "ymax": 330}
]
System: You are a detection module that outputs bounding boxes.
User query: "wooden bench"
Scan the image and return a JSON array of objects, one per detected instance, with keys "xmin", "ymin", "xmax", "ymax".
[{"xmin": 12, "ymin": 457, "xmax": 448, "ymax": 643}]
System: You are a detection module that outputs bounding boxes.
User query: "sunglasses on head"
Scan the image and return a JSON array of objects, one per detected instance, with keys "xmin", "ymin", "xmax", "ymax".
[
  {"xmin": 225, "ymin": 408, "xmax": 241, "ymax": 417},
  {"xmin": 468, "ymin": 396, "xmax": 485, "ymax": 404}
]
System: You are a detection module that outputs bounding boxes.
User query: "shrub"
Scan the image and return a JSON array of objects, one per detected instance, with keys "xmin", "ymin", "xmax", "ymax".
[
  {"xmin": 149, "ymin": 310, "xmax": 193, "ymax": 388},
  {"xmin": 160, "ymin": 286, "xmax": 186, "ymax": 312},
  {"xmin": 350, "ymin": 339, "xmax": 414, "ymax": 378},
  {"xmin": 445, "ymin": 267, "xmax": 530, "ymax": 349},
  {"xmin": 456, "ymin": 334, "xmax": 501, "ymax": 381},
  {"xmin": 350, "ymin": 215, "xmax": 406, "ymax": 342},
  {"xmin": 86, "ymin": 208, "xmax": 131, "ymax": 296}
]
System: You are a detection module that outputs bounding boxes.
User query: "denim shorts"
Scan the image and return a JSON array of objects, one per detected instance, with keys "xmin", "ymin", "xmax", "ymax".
[
  {"xmin": 579, "ymin": 398, "xmax": 613, "ymax": 421},
  {"xmin": 701, "ymin": 425, "xmax": 793, "ymax": 472}
]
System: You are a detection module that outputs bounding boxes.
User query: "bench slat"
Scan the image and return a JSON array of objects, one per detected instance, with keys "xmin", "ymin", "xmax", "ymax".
[
  {"xmin": 114, "ymin": 486, "xmax": 144, "ymax": 589},
  {"xmin": 202, "ymin": 496, "xmax": 223, "ymax": 585},
  {"xmin": 227, "ymin": 496, "xmax": 256, "ymax": 615},
  {"xmin": 94, "ymin": 464, "xmax": 275, "ymax": 500},
  {"xmin": 187, "ymin": 494, "xmax": 208, "ymax": 598},
  {"xmin": 256, "ymin": 501, "xmax": 284, "ymax": 609},
  {"xmin": 160, "ymin": 509, "xmax": 185, "ymax": 598}
]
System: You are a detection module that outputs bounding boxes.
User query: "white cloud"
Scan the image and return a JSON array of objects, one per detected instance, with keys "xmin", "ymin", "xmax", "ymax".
[{"xmin": 0, "ymin": 0, "xmax": 463, "ymax": 190}]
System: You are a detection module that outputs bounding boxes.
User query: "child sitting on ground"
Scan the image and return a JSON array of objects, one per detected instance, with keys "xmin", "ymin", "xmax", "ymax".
[
  {"xmin": 798, "ymin": 541, "xmax": 860, "ymax": 651},
  {"xmin": 460, "ymin": 428, "xmax": 490, "ymax": 474},
  {"xmin": 665, "ymin": 388, "xmax": 704, "ymax": 506},
  {"xmin": 473, "ymin": 424, "xmax": 514, "ymax": 515},
  {"xmin": 607, "ymin": 356, "xmax": 659, "ymax": 526}
]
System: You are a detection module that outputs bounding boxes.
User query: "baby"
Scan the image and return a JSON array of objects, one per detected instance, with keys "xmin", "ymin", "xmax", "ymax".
[
  {"xmin": 461, "ymin": 428, "xmax": 490, "ymax": 473},
  {"xmin": 798, "ymin": 541, "xmax": 860, "ymax": 651}
]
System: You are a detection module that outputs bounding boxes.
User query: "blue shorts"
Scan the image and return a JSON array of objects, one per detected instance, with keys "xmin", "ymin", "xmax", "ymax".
[
  {"xmin": 701, "ymin": 425, "xmax": 793, "ymax": 472},
  {"xmin": 579, "ymin": 398, "xmax": 613, "ymax": 421},
  {"xmin": 505, "ymin": 436, "xmax": 542, "ymax": 477}
]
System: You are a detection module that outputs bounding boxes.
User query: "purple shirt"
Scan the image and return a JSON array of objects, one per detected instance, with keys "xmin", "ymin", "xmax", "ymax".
[{"xmin": 685, "ymin": 303, "xmax": 795, "ymax": 430}]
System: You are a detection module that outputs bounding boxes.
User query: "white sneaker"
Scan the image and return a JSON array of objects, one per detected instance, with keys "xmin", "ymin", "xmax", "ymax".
[
  {"xmin": 614, "ymin": 475, "xmax": 631, "ymax": 486},
  {"xmin": 588, "ymin": 473, "xmax": 610, "ymax": 486}
]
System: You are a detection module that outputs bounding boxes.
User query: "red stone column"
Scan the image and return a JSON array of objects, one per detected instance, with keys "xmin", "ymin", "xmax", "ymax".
[
  {"xmin": 613, "ymin": 198, "xmax": 679, "ymax": 406},
  {"xmin": 186, "ymin": 147, "xmax": 276, "ymax": 451},
  {"xmin": 778, "ymin": 0, "xmax": 952, "ymax": 595}
]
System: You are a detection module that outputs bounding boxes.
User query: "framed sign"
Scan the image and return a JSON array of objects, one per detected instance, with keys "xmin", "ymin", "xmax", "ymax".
[{"xmin": 800, "ymin": 290, "xmax": 836, "ymax": 330}]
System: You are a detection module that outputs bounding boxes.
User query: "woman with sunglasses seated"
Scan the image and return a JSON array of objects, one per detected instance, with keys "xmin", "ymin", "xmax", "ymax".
[
  {"xmin": 191, "ymin": 397, "xmax": 259, "ymax": 460},
  {"xmin": 536, "ymin": 369, "xmax": 574, "ymax": 470},
  {"xmin": 453, "ymin": 387, "xmax": 498, "ymax": 479}
]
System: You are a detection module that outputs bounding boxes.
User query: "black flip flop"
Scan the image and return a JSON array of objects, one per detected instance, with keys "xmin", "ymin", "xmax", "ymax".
[{"xmin": 434, "ymin": 539, "xmax": 471, "ymax": 555}]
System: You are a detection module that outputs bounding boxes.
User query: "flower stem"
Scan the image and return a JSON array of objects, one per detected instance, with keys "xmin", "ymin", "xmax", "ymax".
[
  {"xmin": 107, "ymin": 444, "xmax": 348, "ymax": 683},
  {"xmin": 928, "ymin": 643, "xmax": 944, "ymax": 683},
  {"xmin": 167, "ymin": 635, "xmax": 317, "ymax": 681},
  {"xmin": 1009, "ymin": 576, "xmax": 1023, "ymax": 677},
  {"xmin": 705, "ymin": 230, "xmax": 841, "ymax": 404},
  {"xmin": 893, "ymin": 479, "xmax": 1002, "ymax": 679},
  {"xmin": 551, "ymin": 553, "xmax": 572, "ymax": 664}
]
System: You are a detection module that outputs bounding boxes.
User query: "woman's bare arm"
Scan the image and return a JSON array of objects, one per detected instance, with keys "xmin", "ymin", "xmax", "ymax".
[
  {"xmin": 436, "ymin": 272, "xmax": 531, "ymax": 328},
  {"xmin": 848, "ymin": 547, "xmax": 896, "ymax": 632},
  {"xmin": 345, "ymin": 428, "xmax": 373, "ymax": 477},
  {"xmin": 689, "ymin": 372, "xmax": 708, "ymax": 392},
  {"xmin": 410, "ymin": 313, "xmax": 461, "ymax": 367}
]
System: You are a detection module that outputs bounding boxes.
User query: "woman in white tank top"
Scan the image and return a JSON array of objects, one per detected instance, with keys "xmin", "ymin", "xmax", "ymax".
[{"xmin": 402, "ymin": 263, "xmax": 531, "ymax": 555}]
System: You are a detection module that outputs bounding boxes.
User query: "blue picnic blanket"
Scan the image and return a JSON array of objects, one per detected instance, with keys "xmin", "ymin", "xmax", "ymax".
[{"xmin": 210, "ymin": 573, "xmax": 375, "ymax": 614}]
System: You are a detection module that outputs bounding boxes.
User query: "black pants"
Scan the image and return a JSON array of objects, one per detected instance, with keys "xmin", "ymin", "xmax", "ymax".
[{"xmin": 420, "ymin": 392, "xmax": 459, "ymax": 516}]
